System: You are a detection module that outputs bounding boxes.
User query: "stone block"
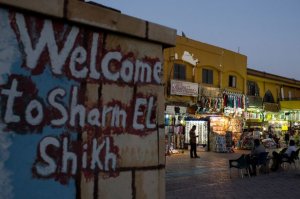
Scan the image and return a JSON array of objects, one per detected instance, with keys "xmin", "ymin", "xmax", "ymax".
[
  {"xmin": 158, "ymin": 127, "xmax": 166, "ymax": 165},
  {"xmin": 66, "ymin": 0, "xmax": 146, "ymax": 38},
  {"xmin": 116, "ymin": 14, "xmax": 146, "ymax": 38},
  {"xmin": 80, "ymin": 173, "xmax": 94, "ymax": 199},
  {"xmin": 135, "ymin": 169, "xmax": 165, "ymax": 199},
  {"xmin": 86, "ymin": 83, "xmax": 100, "ymax": 105},
  {"xmin": 148, "ymin": 22, "xmax": 177, "ymax": 47},
  {"xmin": 101, "ymin": 84, "xmax": 133, "ymax": 105},
  {"xmin": 105, "ymin": 34, "xmax": 163, "ymax": 60},
  {"xmin": 136, "ymin": 85, "xmax": 165, "ymax": 124},
  {"xmin": 0, "ymin": 0, "xmax": 64, "ymax": 18},
  {"xmin": 156, "ymin": 86, "xmax": 165, "ymax": 125},
  {"xmin": 114, "ymin": 133, "xmax": 158, "ymax": 167},
  {"xmin": 98, "ymin": 171, "xmax": 132, "ymax": 199}
]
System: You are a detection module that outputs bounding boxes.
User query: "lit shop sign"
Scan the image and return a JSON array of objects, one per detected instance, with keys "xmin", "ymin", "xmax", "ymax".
[{"xmin": 170, "ymin": 80, "xmax": 198, "ymax": 97}]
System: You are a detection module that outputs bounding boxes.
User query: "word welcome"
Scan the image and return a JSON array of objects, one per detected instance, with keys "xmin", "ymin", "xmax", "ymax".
[{"xmin": 12, "ymin": 13, "xmax": 162, "ymax": 84}]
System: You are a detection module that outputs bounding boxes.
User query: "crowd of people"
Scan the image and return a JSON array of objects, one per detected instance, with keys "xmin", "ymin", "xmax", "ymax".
[
  {"xmin": 245, "ymin": 137, "xmax": 298, "ymax": 176},
  {"xmin": 188, "ymin": 124, "xmax": 299, "ymax": 174}
]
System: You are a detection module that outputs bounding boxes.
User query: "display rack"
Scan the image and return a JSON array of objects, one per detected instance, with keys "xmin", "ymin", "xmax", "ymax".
[{"xmin": 185, "ymin": 120, "xmax": 208, "ymax": 145}]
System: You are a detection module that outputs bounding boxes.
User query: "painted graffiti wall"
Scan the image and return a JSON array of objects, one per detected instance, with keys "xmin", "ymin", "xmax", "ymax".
[{"xmin": 0, "ymin": 6, "xmax": 165, "ymax": 199}]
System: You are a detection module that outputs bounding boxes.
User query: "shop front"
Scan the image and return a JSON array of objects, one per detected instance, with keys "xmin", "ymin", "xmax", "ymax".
[
  {"xmin": 223, "ymin": 90, "xmax": 245, "ymax": 150},
  {"xmin": 279, "ymin": 100, "xmax": 300, "ymax": 146},
  {"xmin": 165, "ymin": 105, "xmax": 187, "ymax": 154},
  {"xmin": 185, "ymin": 119, "xmax": 208, "ymax": 147},
  {"xmin": 197, "ymin": 86, "xmax": 223, "ymax": 114},
  {"xmin": 192, "ymin": 88, "xmax": 244, "ymax": 152},
  {"xmin": 208, "ymin": 115, "xmax": 243, "ymax": 152},
  {"xmin": 223, "ymin": 90, "xmax": 245, "ymax": 118},
  {"xmin": 165, "ymin": 80, "xmax": 199, "ymax": 154},
  {"xmin": 241, "ymin": 96, "xmax": 263, "ymax": 149},
  {"xmin": 261, "ymin": 102, "xmax": 281, "ymax": 148}
]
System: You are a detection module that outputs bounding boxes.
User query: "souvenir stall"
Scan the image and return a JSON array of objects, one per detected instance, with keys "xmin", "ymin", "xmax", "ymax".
[
  {"xmin": 292, "ymin": 120, "xmax": 300, "ymax": 146},
  {"xmin": 165, "ymin": 105, "xmax": 187, "ymax": 155},
  {"xmin": 223, "ymin": 91, "xmax": 245, "ymax": 117},
  {"xmin": 222, "ymin": 91, "xmax": 245, "ymax": 149},
  {"xmin": 197, "ymin": 96, "xmax": 223, "ymax": 114},
  {"xmin": 197, "ymin": 86, "xmax": 223, "ymax": 114},
  {"xmin": 239, "ymin": 108, "xmax": 264, "ymax": 150},
  {"xmin": 287, "ymin": 111, "xmax": 300, "ymax": 142},
  {"xmin": 240, "ymin": 119, "xmax": 263, "ymax": 149},
  {"xmin": 185, "ymin": 120, "xmax": 208, "ymax": 147},
  {"xmin": 279, "ymin": 100, "xmax": 300, "ymax": 146},
  {"xmin": 289, "ymin": 112, "xmax": 300, "ymax": 146},
  {"xmin": 227, "ymin": 117, "xmax": 243, "ymax": 148},
  {"xmin": 261, "ymin": 110, "xmax": 284, "ymax": 148},
  {"xmin": 209, "ymin": 116, "xmax": 231, "ymax": 152},
  {"xmin": 241, "ymin": 95, "xmax": 264, "ymax": 149}
]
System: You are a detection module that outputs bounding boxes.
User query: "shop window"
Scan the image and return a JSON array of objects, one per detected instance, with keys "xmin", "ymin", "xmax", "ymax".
[
  {"xmin": 263, "ymin": 90, "xmax": 275, "ymax": 103},
  {"xmin": 229, "ymin": 75, "xmax": 236, "ymax": 88},
  {"xmin": 173, "ymin": 64, "xmax": 186, "ymax": 80},
  {"xmin": 202, "ymin": 69, "xmax": 213, "ymax": 84},
  {"xmin": 247, "ymin": 81, "xmax": 259, "ymax": 96}
]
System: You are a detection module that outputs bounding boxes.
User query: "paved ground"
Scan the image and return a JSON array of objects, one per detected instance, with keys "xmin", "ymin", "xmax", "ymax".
[{"xmin": 166, "ymin": 148, "xmax": 300, "ymax": 199}]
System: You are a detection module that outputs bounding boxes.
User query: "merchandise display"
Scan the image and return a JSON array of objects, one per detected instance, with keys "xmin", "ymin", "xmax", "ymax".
[
  {"xmin": 209, "ymin": 116, "xmax": 242, "ymax": 152},
  {"xmin": 185, "ymin": 121, "xmax": 208, "ymax": 145}
]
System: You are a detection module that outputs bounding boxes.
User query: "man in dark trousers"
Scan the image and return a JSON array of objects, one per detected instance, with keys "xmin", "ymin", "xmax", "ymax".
[{"xmin": 189, "ymin": 125, "xmax": 200, "ymax": 158}]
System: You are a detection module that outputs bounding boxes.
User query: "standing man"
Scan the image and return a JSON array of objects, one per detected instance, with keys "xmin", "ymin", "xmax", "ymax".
[{"xmin": 189, "ymin": 125, "xmax": 199, "ymax": 158}]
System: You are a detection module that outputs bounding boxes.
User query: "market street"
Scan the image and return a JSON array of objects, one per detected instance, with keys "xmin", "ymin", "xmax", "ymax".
[{"xmin": 166, "ymin": 148, "xmax": 300, "ymax": 199}]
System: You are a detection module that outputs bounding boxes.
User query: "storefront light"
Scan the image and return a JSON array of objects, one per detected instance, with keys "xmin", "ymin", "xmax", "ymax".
[{"xmin": 165, "ymin": 114, "xmax": 169, "ymax": 119}]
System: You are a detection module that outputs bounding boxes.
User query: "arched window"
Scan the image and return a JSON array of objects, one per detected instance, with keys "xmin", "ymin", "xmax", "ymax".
[{"xmin": 263, "ymin": 90, "xmax": 275, "ymax": 103}]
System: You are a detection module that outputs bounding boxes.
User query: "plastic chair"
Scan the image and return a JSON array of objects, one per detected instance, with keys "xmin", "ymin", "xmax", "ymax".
[
  {"xmin": 229, "ymin": 154, "xmax": 250, "ymax": 178},
  {"xmin": 294, "ymin": 148, "xmax": 300, "ymax": 160},
  {"xmin": 294, "ymin": 148, "xmax": 300, "ymax": 167},
  {"xmin": 256, "ymin": 152, "xmax": 269, "ymax": 174},
  {"xmin": 279, "ymin": 148, "xmax": 287, "ymax": 155},
  {"xmin": 281, "ymin": 151, "xmax": 297, "ymax": 170}
]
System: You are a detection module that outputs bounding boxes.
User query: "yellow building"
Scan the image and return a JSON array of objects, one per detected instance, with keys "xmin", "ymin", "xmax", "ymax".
[
  {"xmin": 163, "ymin": 35, "xmax": 247, "ymax": 152},
  {"xmin": 164, "ymin": 35, "xmax": 247, "ymax": 109},
  {"xmin": 246, "ymin": 68, "xmax": 300, "ymax": 147},
  {"xmin": 163, "ymin": 35, "xmax": 300, "ymax": 151}
]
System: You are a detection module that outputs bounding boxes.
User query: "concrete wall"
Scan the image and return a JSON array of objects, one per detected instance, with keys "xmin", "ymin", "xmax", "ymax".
[{"xmin": 0, "ymin": 1, "xmax": 176, "ymax": 198}]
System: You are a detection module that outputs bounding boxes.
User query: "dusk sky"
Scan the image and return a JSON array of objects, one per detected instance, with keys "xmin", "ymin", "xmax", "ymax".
[{"xmin": 93, "ymin": 0, "xmax": 300, "ymax": 81}]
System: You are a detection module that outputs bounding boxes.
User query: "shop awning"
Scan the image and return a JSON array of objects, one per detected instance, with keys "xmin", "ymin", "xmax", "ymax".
[
  {"xmin": 279, "ymin": 100, "xmax": 300, "ymax": 110},
  {"xmin": 263, "ymin": 102, "xmax": 279, "ymax": 112}
]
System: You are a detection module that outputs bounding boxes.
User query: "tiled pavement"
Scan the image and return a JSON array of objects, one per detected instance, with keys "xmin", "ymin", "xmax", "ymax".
[{"xmin": 166, "ymin": 148, "xmax": 300, "ymax": 199}]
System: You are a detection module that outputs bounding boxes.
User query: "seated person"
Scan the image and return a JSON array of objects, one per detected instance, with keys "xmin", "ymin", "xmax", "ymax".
[
  {"xmin": 271, "ymin": 140, "xmax": 297, "ymax": 171},
  {"xmin": 247, "ymin": 139, "xmax": 266, "ymax": 176},
  {"xmin": 284, "ymin": 139, "xmax": 297, "ymax": 157}
]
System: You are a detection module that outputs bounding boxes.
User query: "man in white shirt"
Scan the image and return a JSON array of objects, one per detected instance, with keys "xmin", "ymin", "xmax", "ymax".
[{"xmin": 284, "ymin": 140, "xmax": 297, "ymax": 157}]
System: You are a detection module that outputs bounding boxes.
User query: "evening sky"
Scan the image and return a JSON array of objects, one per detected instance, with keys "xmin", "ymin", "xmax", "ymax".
[{"xmin": 93, "ymin": 0, "xmax": 300, "ymax": 80}]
